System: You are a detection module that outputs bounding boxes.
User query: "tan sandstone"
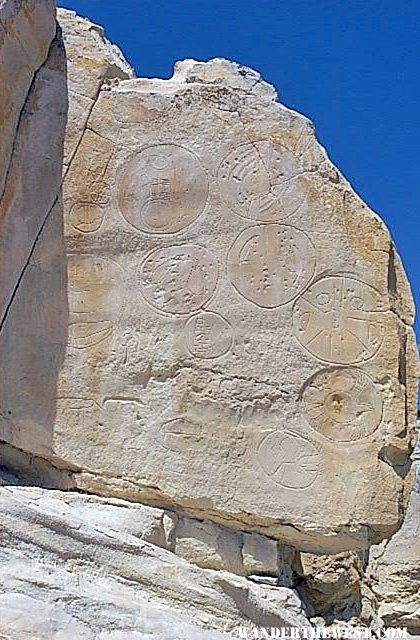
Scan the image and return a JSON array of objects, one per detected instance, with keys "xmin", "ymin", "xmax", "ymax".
[
  {"xmin": 366, "ymin": 427, "xmax": 420, "ymax": 633},
  {"xmin": 0, "ymin": 7, "xmax": 418, "ymax": 559},
  {"xmin": 0, "ymin": 0, "xmax": 58, "ymax": 325},
  {"xmin": 0, "ymin": 8, "xmax": 419, "ymax": 636}
]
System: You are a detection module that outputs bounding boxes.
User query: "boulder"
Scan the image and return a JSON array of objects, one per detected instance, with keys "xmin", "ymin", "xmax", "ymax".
[
  {"xmin": 0, "ymin": 484, "xmax": 310, "ymax": 638},
  {"xmin": 0, "ymin": 8, "xmax": 418, "ymax": 556},
  {"xmin": 366, "ymin": 422, "xmax": 420, "ymax": 633}
]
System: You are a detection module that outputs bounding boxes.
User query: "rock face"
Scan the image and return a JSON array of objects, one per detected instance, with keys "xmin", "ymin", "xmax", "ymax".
[
  {"xmin": 366, "ymin": 424, "xmax": 420, "ymax": 632},
  {"xmin": 57, "ymin": 8, "xmax": 134, "ymax": 171},
  {"xmin": 0, "ymin": 7, "xmax": 418, "ymax": 557},
  {"xmin": 0, "ymin": 0, "xmax": 56, "ymax": 196},
  {"xmin": 0, "ymin": 4, "xmax": 419, "ymax": 636},
  {"xmin": 0, "ymin": 485, "xmax": 310, "ymax": 639},
  {"xmin": 0, "ymin": 8, "xmax": 133, "ymax": 464},
  {"xmin": 0, "ymin": 0, "xmax": 59, "ymax": 325}
]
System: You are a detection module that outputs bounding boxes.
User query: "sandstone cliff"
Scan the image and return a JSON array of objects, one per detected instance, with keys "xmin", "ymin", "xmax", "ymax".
[{"xmin": 0, "ymin": 4, "xmax": 418, "ymax": 638}]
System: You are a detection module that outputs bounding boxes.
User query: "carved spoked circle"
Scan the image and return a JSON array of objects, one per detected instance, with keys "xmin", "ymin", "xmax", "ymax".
[
  {"xmin": 257, "ymin": 430, "xmax": 321, "ymax": 490},
  {"xmin": 293, "ymin": 276, "xmax": 386, "ymax": 364},
  {"xmin": 139, "ymin": 244, "xmax": 219, "ymax": 316},
  {"xmin": 119, "ymin": 144, "xmax": 208, "ymax": 234},
  {"xmin": 228, "ymin": 224, "xmax": 316, "ymax": 308},
  {"xmin": 301, "ymin": 367, "xmax": 383, "ymax": 442},
  {"xmin": 218, "ymin": 141, "xmax": 306, "ymax": 222},
  {"xmin": 183, "ymin": 312, "xmax": 233, "ymax": 359}
]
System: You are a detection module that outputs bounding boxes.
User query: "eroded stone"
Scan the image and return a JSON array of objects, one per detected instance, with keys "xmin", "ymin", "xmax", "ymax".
[
  {"xmin": 0, "ymin": 12, "xmax": 418, "ymax": 556},
  {"xmin": 0, "ymin": 485, "xmax": 310, "ymax": 637}
]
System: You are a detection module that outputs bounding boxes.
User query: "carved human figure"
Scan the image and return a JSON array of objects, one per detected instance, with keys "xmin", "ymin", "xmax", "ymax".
[
  {"xmin": 119, "ymin": 144, "xmax": 208, "ymax": 233},
  {"xmin": 228, "ymin": 224, "xmax": 316, "ymax": 308},
  {"xmin": 301, "ymin": 367, "xmax": 383, "ymax": 442}
]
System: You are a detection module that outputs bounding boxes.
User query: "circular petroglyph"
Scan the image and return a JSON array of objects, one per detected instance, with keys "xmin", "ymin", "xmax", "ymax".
[
  {"xmin": 160, "ymin": 417, "xmax": 203, "ymax": 452},
  {"xmin": 293, "ymin": 276, "xmax": 386, "ymax": 364},
  {"xmin": 258, "ymin": 430, "xmax": 321, "ymax": 490},
  {"xmin": 301, "ymin": 367, "xmax": 383, "ymax": 443},
  {"xmin": 228, "ymin": 224, "xmax": 316, "ymax": 308},
  {"xmin": 68, "ymin": 255, "xmax": 125, "ymax": 349},
  {"xmin": 119, "ymin": 144, "xmax": 208, "ymax": 234},
  {"xmin": 69, "ymin": 202, "xmax": 105, "ymax": 234},
  {"xmin": 218, "ymin": 142, "xmax": 306, "ymax": 222},
  {"xmin": 140, "ymin": 245, "xmax": 219, "ymax": 316},
  {"xmin": 183, "ymin": 312, "xmax": 233, "ymax": 359}
]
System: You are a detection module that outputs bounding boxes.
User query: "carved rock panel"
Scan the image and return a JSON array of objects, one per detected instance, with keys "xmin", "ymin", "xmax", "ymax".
[
  {"xmin": 293, "ymin": 276, "xmax": 386, "ymax": 364},
  {"xmin": 139, "ymin": 245, "xmax": 219, "ymax": 315},
  {"xmin": 119, "ymin": 144, "xmax": 208, "ymax": 234},
  {"xmin": 300, "ymin": 367, "xmax": 383, "ymax": 442},
  {"xmin": 228, "ymin": 224, "xmax": 316, "ymax": 308},
  {"xmin": 3, "ymin": 42, "xmax": 416, "ymax": 554}
]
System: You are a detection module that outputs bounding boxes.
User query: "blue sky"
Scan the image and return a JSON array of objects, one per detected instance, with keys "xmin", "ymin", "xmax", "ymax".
[{"xmin": 60, "ymin": 0, "xmax": 419, "ymax": 338}]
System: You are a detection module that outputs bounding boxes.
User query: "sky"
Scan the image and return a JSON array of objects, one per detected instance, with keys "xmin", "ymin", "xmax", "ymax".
[{"xmin": 60, "ymin": 0, "xmax": 419, "ymax": 339}]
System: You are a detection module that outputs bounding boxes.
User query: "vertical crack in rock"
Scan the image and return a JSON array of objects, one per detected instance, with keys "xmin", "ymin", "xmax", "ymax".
[
  {"xmin": 0, "ymin": 25, "xmax": 67, "ymax": 337},
  {"xmin": 0, "ymin": 28, "xmax": 63, "ymax": 328},
  {"xmin": 398, "ymin": 326, "xmax": 409, "ymax": 433},
  {"xmin": 0, "ymin": 57, "xmax": 51, "ymax": 218},
  {"xmin": 387, "ymin": 241, "xmax": 398, "ymax": 304},
  {"xmin": 0, "ymin": 195, "xmax": 59, "ymax": 337},
  {"xmin": 0, "ymin": 0, "xmax": 57, "ymax": 197},
  {"xmin": 62, "ymin": 78, "xmax": 108, "ymax": 179},
  {"xmin": 0, "ymin": 16, "xmax": 132, "ymax": 337}
]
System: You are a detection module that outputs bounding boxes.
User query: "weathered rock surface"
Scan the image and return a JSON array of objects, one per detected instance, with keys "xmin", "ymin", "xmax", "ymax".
[
  {"xmin": 0, "ymin": 0, "xmax": 56, "ymax": 195},
  {"xmin": 0, "ymin": 484, "xmax": 310, "ymax": 638},
  {"xmin": 0, "ymin": 4, "xmax": 419, "ymax": 636},
  {"xmin": 0, "ymin": 6, "xmax": 418, "ymax": 558},
  {"xmin": 0, "ymin": 7, "xmax": 132, "ymax": 462},
  {"xmin": 0, "ymin": 0, "xmax": 59, "ymax": 325},
  {"xmin": 57, "ymin": 9, "xmax": 133, "ymax": 170},
  {"xmin": 366, "ymin": 423, "xmax": 420, "ymax": 633},
  {"xmin": 295, "ymin": 550, "xmax": 366, "ymax": 622}
]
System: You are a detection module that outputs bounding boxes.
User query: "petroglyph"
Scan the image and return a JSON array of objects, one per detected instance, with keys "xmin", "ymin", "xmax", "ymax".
[
  {"xmin": 293, "ymin": 276, "xmax": 386, "ymax": 364},
  {"xmin": 140, "ymin": 245, "xmax": 219, "ymax": 315},
  {"xmin": 119, "ymin": 144, "xmax": 208, "ymax": 234},
  {"xmin": 301, "ymin": 367, "xmax": 383, "ymax": 442},
  {"xmin": 258, "ymin": 430, "xmax": 321, "ymax": 490},
  {"xmin": 183, "ymin": 312, "xmax": 233, "ymax": 359},
  {"xmin": 68, "ymin": 255, "xmax": 126, "ymax": 349},
  {"xmin": 228, "ymin": 224, "xmax": 316, "ymax": 308},
  {"xmin": 218, "ymin": 141, "xmax": 307, "ymax": 222}
]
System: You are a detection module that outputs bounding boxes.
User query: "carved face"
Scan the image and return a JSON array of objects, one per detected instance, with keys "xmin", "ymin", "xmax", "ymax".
[{"xmin": 301, "ymin": 367, "xmax": 383, "ymax": 442}]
